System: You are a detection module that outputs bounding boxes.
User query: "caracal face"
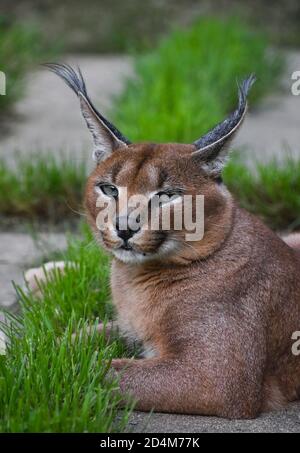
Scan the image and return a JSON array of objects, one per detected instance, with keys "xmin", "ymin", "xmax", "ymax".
[{"xmin": 85, "ymin": 142, "xmax": 228, "ymax": 264}]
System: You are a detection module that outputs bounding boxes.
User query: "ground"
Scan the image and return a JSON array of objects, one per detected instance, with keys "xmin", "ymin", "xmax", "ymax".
[
  {"xmin": 1, "ymin": 52, "xmax": 300, "ymax": 432},
  {"xmin": 0, "ymin": 232, "xmax": 67, "ymax": 311},
  {"xmin": 235, "ymin": 51, "xmax": 300, "ymax": 166},
  {"xmin": 130, "ymin": 404, "xmax": 300, "ymax": 432}
]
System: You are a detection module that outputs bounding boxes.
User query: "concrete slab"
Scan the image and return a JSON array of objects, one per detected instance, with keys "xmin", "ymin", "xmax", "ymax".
[
  {"xmin": 129, "ymin": 403, "xmax": 300, "ymax": 433},
  {"xmin": 235, "ymin": 50, "xmax": 300, "ymax": 166},
  {"xmin": 0, "ymin": 232, "xmax": 67, "ymax": 309}
]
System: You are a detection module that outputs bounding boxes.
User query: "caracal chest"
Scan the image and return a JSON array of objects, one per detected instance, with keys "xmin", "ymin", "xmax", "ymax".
[{"xmin": 110, "ymin": 263, "xmax": 166, "ymax": 353}]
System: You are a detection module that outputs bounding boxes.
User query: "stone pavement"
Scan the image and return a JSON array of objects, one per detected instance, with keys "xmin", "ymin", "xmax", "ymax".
[
  {"xmin": 129, "ymin": 404, "xmax": 300, "ymax": 433},
  {"xmin": 0, "ymin": 233, "xmax": 67, "ymax": 311},
  {"xmin": 235, "ymin": 50, "xmax": 300, "ymax": 166}
]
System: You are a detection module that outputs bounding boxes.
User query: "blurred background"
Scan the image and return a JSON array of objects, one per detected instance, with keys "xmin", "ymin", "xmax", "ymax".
[
  {"xmin": 2, "ymin": 0, "xmax": 300, "ymax": 52},
  {"xmin": 0, "ymin": 0, "xmax": 299, "ymax": 159}
]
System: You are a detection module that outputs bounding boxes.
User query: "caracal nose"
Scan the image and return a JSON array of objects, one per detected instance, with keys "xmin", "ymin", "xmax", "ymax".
[{"xmin": 115, "ymin": 215, "xmax": 141, "ymax": 241}]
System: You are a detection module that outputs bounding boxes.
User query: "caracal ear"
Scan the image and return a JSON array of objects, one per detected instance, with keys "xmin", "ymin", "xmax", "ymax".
[
  {"xmin": 192, "ymin": 74, "xmax": 256, "ymax": 177},
  {"xmin": 44, "ymin": 63, "xmax": 131, "ymax": 162}
]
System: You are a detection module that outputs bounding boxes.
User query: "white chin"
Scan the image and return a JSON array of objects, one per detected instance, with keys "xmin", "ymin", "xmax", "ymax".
[
  {"xmin": 112, "ymin": 248, "xmax": 150, "ymax": 264},
  {"xmin": 112, "ymin": 239, "xmax": 180, "ymax": 264}
]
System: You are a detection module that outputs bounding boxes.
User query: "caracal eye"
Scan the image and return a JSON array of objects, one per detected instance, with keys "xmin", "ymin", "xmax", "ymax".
[{"xmin": 98, "ymin": 184, "xmax": 119, "ymax": 198}]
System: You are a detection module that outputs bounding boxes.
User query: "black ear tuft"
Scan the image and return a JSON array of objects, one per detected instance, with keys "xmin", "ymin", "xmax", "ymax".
[
  {"xmin": 192, "ymin": 74, "xmax": 256, "ymax": 176},
  {"xmin": 43, "ymin": 63, "xmax": 87, "ymax": 97},
  {"xmin": 193, "ymin": 74, "xmax": 256, "ymax": 156},
  {"xmin": 43, "ymin": 63, "xmax": 131, "ymax": 146}
]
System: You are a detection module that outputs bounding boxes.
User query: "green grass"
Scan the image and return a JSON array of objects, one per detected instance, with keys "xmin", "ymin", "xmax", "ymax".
[
  {"xmin": 3, "ymin": 158, "xmax": 300, "ymax": 432},
  {"xmin": 1, "ymin": 157, "xmax": 300, "ymax": 432},
  {"xmin": 224, "ymin": 156, "xmax": 300, "ymax": 231},
  {"xmin": 0, "ymin": 154, "xmax": 86, "ymax": 222},
  {"xmin": 113, "ymin": 17, "xmax": 282, "ymax": 143},
  {"xmin": 0, "ymin": 226, "xmax": 134, "ymax": 432},
  {"xmin": 1, "ymin": 152, "xmax": 300, "ymax": 232},
  {"xmin": 0, "ymin": 16, "xmax": 58, "ymax": 112}
]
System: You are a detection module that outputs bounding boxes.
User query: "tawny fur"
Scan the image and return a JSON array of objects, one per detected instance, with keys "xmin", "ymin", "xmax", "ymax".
[
  {"xmin": 83, "ymin": 143, "xmax": 300, "ymax": 419},
  {"xmin": 44, "ymin": 64, "xmax": 300, "ymax": 419}
]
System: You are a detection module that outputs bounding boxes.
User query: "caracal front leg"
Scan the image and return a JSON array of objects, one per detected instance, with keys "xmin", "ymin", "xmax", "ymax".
[
  {"xmin": 109, "ymin": 352, "xmax": 264, "ymax": 419},
  {"xmin": 109, "ymin": 357, "xmax": 217, "ymax": 414}
]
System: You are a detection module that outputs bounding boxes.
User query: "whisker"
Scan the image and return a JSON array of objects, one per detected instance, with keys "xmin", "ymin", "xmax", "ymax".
[
  {"xmin": 168, "ymin": 236, "xmax": 200, "ymax": 257},
  {"xmin": 65, "ymin": 201, "xmax": 87, "ymax": 217}
]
